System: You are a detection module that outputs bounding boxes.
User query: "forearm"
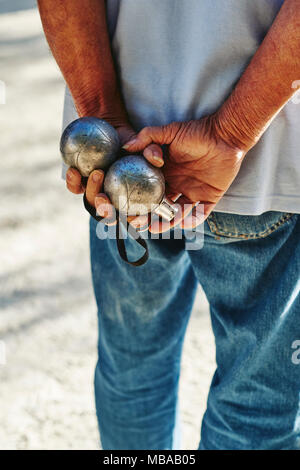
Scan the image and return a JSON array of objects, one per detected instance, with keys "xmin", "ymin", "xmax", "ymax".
[
  {"xmin": 216, "ymin": 0, "xmax": 300, "ymax": 151},
  {"xmin": 37, "ymin": 0, "xmax": 128, "ymax": 124}
]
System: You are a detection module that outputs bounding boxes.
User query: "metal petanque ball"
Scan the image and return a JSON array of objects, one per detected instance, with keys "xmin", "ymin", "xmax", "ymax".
[
  {"xmin": 104, "ymin": 155, "xmax": 177, "ymax": 221},
  {"xmin": 60, "ymin": 117, "xmax": 120, "ymax": 177}
]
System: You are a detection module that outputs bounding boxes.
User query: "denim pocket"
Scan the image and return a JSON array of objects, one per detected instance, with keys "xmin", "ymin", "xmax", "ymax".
[{"xmin": 206, "ymin": 211, "xmax": 296, "ymax": 240}]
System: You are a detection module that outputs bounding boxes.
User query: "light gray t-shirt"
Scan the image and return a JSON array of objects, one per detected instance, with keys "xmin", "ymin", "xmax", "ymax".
[{"xmin": 63, "ymin": 0, "xmax": 300, "ymax": 215}]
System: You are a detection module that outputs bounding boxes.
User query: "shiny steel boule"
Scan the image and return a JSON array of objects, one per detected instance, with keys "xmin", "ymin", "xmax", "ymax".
[
  {"xmin": 104, "ymin": 155, "xmax": 177, "ymax": 221},
  {"xmin": 60, "ymin": 117, "xmax": 120, "ymax": 177}
]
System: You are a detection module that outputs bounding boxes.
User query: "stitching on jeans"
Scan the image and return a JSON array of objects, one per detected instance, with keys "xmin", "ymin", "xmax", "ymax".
[{"xmin": 207, "ymin": 212, "xmax": 295, "ymax": 239}]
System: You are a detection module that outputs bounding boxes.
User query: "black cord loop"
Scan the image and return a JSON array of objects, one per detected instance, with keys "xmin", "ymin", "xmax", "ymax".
[{"xmin": 83, "ymin": 192, "xmax": 149, "ymax": 266}]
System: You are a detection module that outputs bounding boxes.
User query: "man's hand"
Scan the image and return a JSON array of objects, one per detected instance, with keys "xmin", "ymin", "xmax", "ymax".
[
  {"xmin": 66, "ymin": 122, "xmax": 164, "ymax": 228},
  {"xmin": 40, "ymin": 0, "xmax": 300, "ymax": 232},
  {"xmin": 122, "ymin": 116, "xmax": 248, "ymax": 233},
  {"xmin": 120, "ymin": 0, "xmax": 300, "ymax": 234},
  {"xmin": 39, "ymin": 0, "xmax": 163, "ymax": 227}
]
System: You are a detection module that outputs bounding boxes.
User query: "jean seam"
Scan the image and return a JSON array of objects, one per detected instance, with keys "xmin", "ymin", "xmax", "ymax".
[{"xmin": 207, "ymin": 212, "xmax": 295, "ymax": 239}]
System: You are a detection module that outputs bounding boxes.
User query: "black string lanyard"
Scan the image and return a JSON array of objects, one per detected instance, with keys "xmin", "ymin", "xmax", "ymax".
[{"xmin": 83, "ymin": 192, "xmax": 149, "ymax": 267}]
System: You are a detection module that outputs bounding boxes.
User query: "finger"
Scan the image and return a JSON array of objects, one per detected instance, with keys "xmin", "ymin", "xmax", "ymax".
[
  {"xmin": 121, "ymin": 127, "xmax": 164, "ymax": 167},
  {"xmin": 94, "ymin": 193, "xmax": 150, "ymax": 229},
  {"xmin": 95, "ymin": 193, "xmax": 117, "ymax": 226},
  {"xmin": 168, "ymin": 192, "xmax": 182, "ymax": 202},
  {"xmin": 117, "ymin": 127, "xmax": 137, "ymax": 147},
  {"xmin": 149, "ymin": 196, "xmax": 195, "ymax": 234},
  {"xmin": 128, "ymin": 214, "xmax": 150, "ymax": 230},
  {"xmin": 66, "ymin": 167, "xmax": 84, "ymax": 194},
  {"xmin": 95, "ymin": 193, "xmax": 114, "ymax": 218},
  {"xmin": 85, "ymin": 170, "xmax": 105, "ymax": 207},
  {"xmin": 122, "ymin": 123, "xmax": 181, "ymax": 153},
  {"xmin": 66, "ymin": 181, "xmax": 84, "ymax": 194},
  {"xmin": 143, "ymin": 144, "xmax": 164, "ymax": 167},
  {"xmin": 202, "ymin": 202, "xmax": 216, "ymax": 220},
  {"xmin": 164, "ymin": 183, "xmax": 182, "ymax": 203},
  {"xmin": 179, "ymin": 202, "xmax": 216, "ymax": 230},
  {"xmin": 179, "ymin": 203, "xmax": 205, "ymax": 230}
]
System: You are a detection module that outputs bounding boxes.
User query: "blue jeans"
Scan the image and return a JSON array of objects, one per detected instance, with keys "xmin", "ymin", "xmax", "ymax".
[{"xmin": 90, "ymin": 210, "xmax": 300, "ymax": 450}]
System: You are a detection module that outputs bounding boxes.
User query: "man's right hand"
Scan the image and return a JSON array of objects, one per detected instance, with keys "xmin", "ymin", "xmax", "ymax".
[{"xmin": 65, "ymin": 123, "xmax": 164, "ymax": 229}]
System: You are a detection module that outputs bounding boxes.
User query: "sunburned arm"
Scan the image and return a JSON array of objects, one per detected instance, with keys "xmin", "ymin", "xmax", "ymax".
[
  {"xmin": 37, "ymin": 0, "xmax": 163, "ymax": 219},
  {"xmin": 216, "ymin": 0, "xmax": 300, "ymax": 151},
  {"xmin": 37, "ymin": 0, "xmax": 128, "ymax": 127}
]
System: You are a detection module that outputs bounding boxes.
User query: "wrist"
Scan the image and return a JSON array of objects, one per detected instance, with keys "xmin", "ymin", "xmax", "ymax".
[
  {"xmin": 74, "ymin": 87, "xmax": 129, "ymax": 129},
  {"xmin": 212, "ymin": 93, "xmax": 262, "ymax": 153}
]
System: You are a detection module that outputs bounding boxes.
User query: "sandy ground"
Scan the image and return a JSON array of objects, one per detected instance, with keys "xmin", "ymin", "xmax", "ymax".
[{"xmin": 0, "ymin": 5, "xmax": 215, "ymax": 450}]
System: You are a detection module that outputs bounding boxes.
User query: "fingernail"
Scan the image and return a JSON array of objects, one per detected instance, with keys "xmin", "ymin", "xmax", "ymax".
[
  {"xmin": 130, "ymin": 216, "xmax": 149, "ymax": 230},
  {"xmin": 144, "ymin": 148, "xmax": 163, "ymax": 165},
  {"xmin": 67, "ymin": 169, "xmax": 75, "ymax": 180},
  {"xmin": 130, "ymin": 220, "xmax": 140, "ymax": 228},
  {"xmin": 95, "ymin": 196, "xmax": 106, "ymax": 206},
  {"xmin": 152, "ymin": 154, "xmax": 164, "ymax": 165},
  {"xmin": 122, "ymin": 139, "xmax": 137, "ymax": 149},
  {"xmin": 92, "ymin": 172, "xmax": 100, "ymax": 183},
  {"xmin": 95, "ymin": 197, "xmax": 110, "ymax": 217}
]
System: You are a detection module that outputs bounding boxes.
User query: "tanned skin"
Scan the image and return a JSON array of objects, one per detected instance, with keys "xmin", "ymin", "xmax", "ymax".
[
  {"xmin": 38, "ymin": 0, "xmax": 300, "ymax": 232},
  {"xmin": 38, "ymin": 0, "xmax": 162, "ymax": 228}
]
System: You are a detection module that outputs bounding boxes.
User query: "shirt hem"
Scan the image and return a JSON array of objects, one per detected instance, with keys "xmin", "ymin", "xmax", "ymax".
[{"xmin": 214, "ymin": 195, "xmax": 300, "ymax": 216}]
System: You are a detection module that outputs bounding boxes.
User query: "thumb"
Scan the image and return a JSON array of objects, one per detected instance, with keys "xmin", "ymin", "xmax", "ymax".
[
  {"xmin": 122, "ymin": 122, "xmax": 181, "ymax": 152},
  {"xmin": 118, "ymin": 124, "xmax": 164, "ymax": 167},
  {"xmin": 115, "ymin": 124, "xmax": 137, "ymax": 147}
]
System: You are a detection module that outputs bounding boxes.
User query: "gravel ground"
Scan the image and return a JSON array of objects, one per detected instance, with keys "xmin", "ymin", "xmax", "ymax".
[{"xmin": 0, "ymin": 5, "xmax": 215, "ymax": 450}]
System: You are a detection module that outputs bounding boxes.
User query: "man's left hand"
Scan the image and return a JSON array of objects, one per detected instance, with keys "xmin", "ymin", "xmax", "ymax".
[{"xmin": 123, "ymin": 116, "xmax": 249, "ymax": 233}]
